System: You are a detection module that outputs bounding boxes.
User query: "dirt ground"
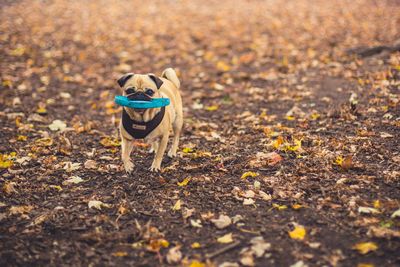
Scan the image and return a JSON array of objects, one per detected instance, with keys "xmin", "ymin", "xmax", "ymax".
[{"xmin": 0, "ymin": 0, "xmax": 399, "ymax": 266}]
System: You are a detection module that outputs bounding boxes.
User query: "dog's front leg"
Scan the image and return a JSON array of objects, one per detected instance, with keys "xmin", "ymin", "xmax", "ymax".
[
  {"xmin": 121, "ymin": 136, "xmax": 134, "ymax": 173},
  {"xmin": 150, "ymin": 134, "xmax": 169, "ymax": 172}
]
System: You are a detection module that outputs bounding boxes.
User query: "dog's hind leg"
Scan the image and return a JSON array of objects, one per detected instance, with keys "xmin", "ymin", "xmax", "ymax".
[
  {"xmin": 168, "ymin": 113, "xmax": 183, "ymax": 158},
  {"xmin": 150, "ymin": 133, "xmax": 169, "ymax": 172}
]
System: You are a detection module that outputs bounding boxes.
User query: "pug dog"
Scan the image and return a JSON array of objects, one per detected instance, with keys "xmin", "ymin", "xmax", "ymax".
[{"xmin": 117, "ymin": 68, "xmax": 183, "ymax": 173}]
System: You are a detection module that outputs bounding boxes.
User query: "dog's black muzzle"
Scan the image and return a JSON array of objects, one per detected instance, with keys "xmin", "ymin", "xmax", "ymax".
[{"xmin": 128, "ymin": 92, "xmax": 152, "ymax": 101}]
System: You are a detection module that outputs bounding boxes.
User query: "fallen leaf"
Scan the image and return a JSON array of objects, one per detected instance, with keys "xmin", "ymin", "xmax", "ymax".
[
  {"xmin": 389, "ymin": 208, "xmax": 400, "ymax": 219},
  {"xmin": 63, "ymin": 162, "xmax": 81, "ymax": 172},
  {"xmin": 289, "ymin": 225, "xmax": 306, "ymax": 240},
  {"xmin": 166, "ymin": 246, "xmax": 182, "ymax": 264},
  {"xmin": 172, "ymin": 199, "xmax": 182, "ymax": 211},
  {"xmin": 358, "ymin": 207, "xmax": 380, "ymax": 214},
  {"xmin": 217, "ymin": 233, "xmax": 233, "ymax": 243},
  {"xmin": 273, "ymin": 204, "xmax": 287, "ymax": 210},
  {"xmin": 63, "ymin": 176, "xmax": 85, "ymax": 184},
  {"xmin": 205, "ymin": 105, "xmax": 219, "ymax": 111},
  {"xmin": 84, "ymin": 159, "xmax": 97, "ymax": 169},
  {"xmin": 243, "ymin": 198, "xmax": 255, "ymax": 205},
  {"xmin": 250, "ymin": 236, "xmax": 271, "ymax": 257},
  {"xmin": 353, "ymin": 242, "xmax": 378, "ymax": 254},
  {"xmin": 3, "ymin": 182, "xmax": 17, "ymax": 195},
  {"xmin": 177, "ymin": 177, "xmax": 190, "ymax": 186},
  {"xmin": 191, "ymin": 242, "xmax": 201, "ymax": 248},
  {"xmin": 290, "ymin": 260, "xmax": 308, "ymax": 267},
  {"xmin": 259, "ymin": 191, "xmax": 272, "ymax": 201},
  {"xmin": 241, "ymin": 171, "xmax": 259, "ymax": 180},
  {"xmin": 219, "ymin": 262, "xmax": 240, "ymax": 267},
  {"xmin": 9, "ymin": 205, "xmax": 34, "ymax": 215},
  {"xmin": 292, "ymin": 204, "xmax": 303, "ymax": 210},
  {"xmin": 190, "ymin": 219, "xmax": 202, "ymax": 228},
  {"xmin": 88, "ymin": 200, "xmax": 111, "ymax": 210},
  {"xmin": 112, "ymin": 251, "xmax": 128, "ymax": 257},
  {"xmin": 189, "ymin": 260, "xmax": 206, "ymax": 267},
  {"xmin": 211, "ymin": 214, "xmax": 232, "ymax": 229},
  {"xmin": 48, "ymin": 120, "xmax": 66, "ymax": 131}
]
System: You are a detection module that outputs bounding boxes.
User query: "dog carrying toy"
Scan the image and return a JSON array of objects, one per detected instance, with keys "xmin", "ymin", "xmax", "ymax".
[{"xmin": 114, "ymin": 95, "xmax": 170, "ymax": 109}]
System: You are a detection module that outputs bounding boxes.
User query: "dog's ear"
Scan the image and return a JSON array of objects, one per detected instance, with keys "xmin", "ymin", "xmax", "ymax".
[
  {"xmin": 148, "ymin": 74, "xmax": 163, "ymax": 89},
  {"xmin": 117, "ymin": 73, "xmax": 134, "ymax": 88}
]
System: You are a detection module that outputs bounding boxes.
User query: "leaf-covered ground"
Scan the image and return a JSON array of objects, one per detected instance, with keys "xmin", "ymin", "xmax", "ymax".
[{"xmin": 1, "ymin": 0, "xmax": 399, "ymax": 266}]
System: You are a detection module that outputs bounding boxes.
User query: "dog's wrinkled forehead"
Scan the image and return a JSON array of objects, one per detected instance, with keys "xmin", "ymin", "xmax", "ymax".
[{"xmin": 118, "ymin": 73, "xmax": 163, "ymax": 90}]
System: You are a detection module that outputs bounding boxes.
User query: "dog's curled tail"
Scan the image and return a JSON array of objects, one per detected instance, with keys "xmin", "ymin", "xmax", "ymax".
[{"xmin": 161, "ymin": 68, "xmax": 180, "ymax": 89}]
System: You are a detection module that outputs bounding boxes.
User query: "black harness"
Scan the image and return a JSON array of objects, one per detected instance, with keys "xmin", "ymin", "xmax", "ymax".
[{"xmin": 121, "ymin": 107, "xmax": 165, "ymax": 139}]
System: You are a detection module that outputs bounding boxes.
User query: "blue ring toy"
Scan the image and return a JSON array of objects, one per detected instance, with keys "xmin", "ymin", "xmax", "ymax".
[{"xmin": 114, "ymin": 95, "xmax": 170, "ymax": 109}]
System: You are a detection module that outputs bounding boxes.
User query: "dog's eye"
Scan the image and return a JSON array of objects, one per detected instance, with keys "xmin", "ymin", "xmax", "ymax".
[
  {"xmin": 125, "ymin": 88, "xmax": 135, "ymax": 95},
  {"xmin": 145, "ymin": 88, "xmax": 154, "ymax": 96}
]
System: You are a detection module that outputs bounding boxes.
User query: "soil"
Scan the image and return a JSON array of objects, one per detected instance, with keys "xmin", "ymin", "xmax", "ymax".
[{"xmin": 0, "ymin": 0, "xmax": 399, "ymax": 266}]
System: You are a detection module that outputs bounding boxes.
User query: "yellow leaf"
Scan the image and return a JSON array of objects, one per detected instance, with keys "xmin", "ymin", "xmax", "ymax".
[
  {"xmin": 217, "ymin": 233, "xmax": 233, "ymax": 243},
  {"xmin": 112, "ymin": 251, "xmax": 128, "ymax": 257},
  {"xmin": 172, "ymin": 199, "xmax": 182, "ymax": 211},
  {"xmin": 0, "ymin": 154, "xmax": 13, "ymax": 169},
  {"xmin": 273, "ymin": 203, "xmax": 288, "ymax": 210},
  {"xmin": 373, "ymin": 200, "xmax": 380, "ymax": 209},
  {"xmin": 50, "ymin": 185, "xmax": 63, "ymax": 191},
  {"xmin": 289, "ymin": 225, "xmax": 306, "ymax": 240},
  {"xmin": 286, "ymin": 115, "xmax": 295, "ymax": 121},
  {"xmin": 353, "ymin": 242, "xmax": 378, "ymax": 254},
  {"xmin": 241, "ymin": 171, "xmax": 259, "ymax": 180},
  {"xmin": 182, "ymin": 147, "xmax": 194, "ymax": 153},
  {"xmin": 35, "ymin": 137, "xmax": 53, "ymax": 147},
  {"xmin": 160, "ymin": 239, "xmax": 170, "ymax": 248},
  {"xmin": 357, "ymin": 264, "xmax": 374, "ymax": 267},
  {"xmin": 177, "ymin": 178, "xmax": 190, "ymax": 187},
  {"xmin": 205, "ymin": 105, "xmax": 218, "ymax": 111},
  {"xmin": 191, "ymin": 242, "xmax": 201, "ymax": 248},
  {"xmin": 10, "ymin": 46, "xmax": 26, "ymax": 56},
  {"xmin": 216, "ymin": 61, "xmax": 231, "ymax": 72},
  {"xmin": 310, "ymin": 113, "xmax": 320, "ymax": 120},
  {"xmin": 335, "ymin": 156, "xmax": 344, "ymax": 166},
  {"xmin": 17, "ymin": 135, "xmax": 27, "ymax": 141},
  {"xmin": 189, "ymin": 260, "xmax": 206, "ymax": 267},
  {"xmin": 100, "ymin": 137, "xmax": 120, "ymax": 148},
  {"xmin": 36, "ymin": 106, "xmax": 47, "ymax": 114},
  {"xmin": 286, "ymin": 139, "xmax": 302, "ymax": 152}
]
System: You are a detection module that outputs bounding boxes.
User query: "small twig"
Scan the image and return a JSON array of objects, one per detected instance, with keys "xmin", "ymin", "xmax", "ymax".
[{"xmin": 205, "ymin": 241, "xmax": 241, "ymax": 259}]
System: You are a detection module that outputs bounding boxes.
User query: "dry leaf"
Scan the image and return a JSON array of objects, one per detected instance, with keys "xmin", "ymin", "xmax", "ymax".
[
  {"xmin": 63, "ymin": 176, "xmax": 84, "ymax": 184},
  {"xmin": 353, "ymin": 242, "xmax": 378, "ymax": 254},
  {"xmin": 217, "ymin": 233, "xmax": 233, "ymax": 243},
  {"xmin": 172, "ymin": 199, "xmax": 182, "ymax": 211},
  {"xmin": 241, "ymin": 171, "xmax": 259, "ymax": 180},
  {"xmin": 166, "ymin": 246, "xmax": 182, "ymax": 264},
  {"xmin": 48, "ymin": 120, "xmax": 66, "ymax": 131},
  {"xmin": 211, "ymin": 214, "xmax": 232, "ymax": 229},
  {"xmin": 289, "ymin": 225, "xmax": 306, "ymax": 240},
  {"xmin": 88, "ymin": 200, "xmax": 111, "ymax": 210}
]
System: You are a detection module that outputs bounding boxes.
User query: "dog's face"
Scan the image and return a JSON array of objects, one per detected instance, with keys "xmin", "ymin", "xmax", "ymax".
[{"xmin": 118, "ymin": 73, "xmax": 164, "ymax": 116}]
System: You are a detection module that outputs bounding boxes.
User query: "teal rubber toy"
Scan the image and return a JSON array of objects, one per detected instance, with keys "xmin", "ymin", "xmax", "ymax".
[{"xmin": 114, "ymin": 95, "xmax": 170, "ymax": 109}]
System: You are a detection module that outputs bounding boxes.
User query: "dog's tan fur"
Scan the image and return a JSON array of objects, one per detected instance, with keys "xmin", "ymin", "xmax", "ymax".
[{"xmin": 118, "ymin": 68, "xmax": 183, "ymax": 172}]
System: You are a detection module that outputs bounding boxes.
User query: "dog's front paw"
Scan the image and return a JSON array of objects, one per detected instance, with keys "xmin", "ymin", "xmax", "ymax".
[
  {"xmin": 167, "ymin": 149, "xmax": 177, "ymax": 158},
  {"xmin": 124, "ymin": 160, "xmax": 134, "ymax": 173},
  {"xmin": 150, "ymin": 162, "xmax": 161, "ymax": 172}
]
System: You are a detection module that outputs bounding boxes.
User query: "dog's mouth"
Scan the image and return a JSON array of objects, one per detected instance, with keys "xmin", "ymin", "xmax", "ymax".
[
  {"xmin": 128, "ymin": 92, "xmax": 152, "ymax": 102},
  {"xmin": 133, "ymin": 108, "xmax": 146, "ymax": 114}
]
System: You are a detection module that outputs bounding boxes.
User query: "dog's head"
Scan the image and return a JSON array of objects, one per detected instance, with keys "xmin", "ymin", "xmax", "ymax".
[{"xmin": 117, "ymin": 73, "xmax": 164, "ymax": 118}]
